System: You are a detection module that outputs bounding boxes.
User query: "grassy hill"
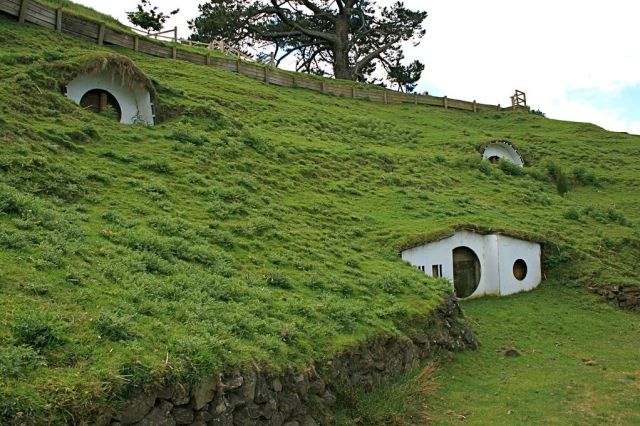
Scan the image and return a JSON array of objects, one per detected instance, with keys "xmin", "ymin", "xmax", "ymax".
[{"xmin": 0, "ymin": 12, "xmax": 639, "ymax": 424}]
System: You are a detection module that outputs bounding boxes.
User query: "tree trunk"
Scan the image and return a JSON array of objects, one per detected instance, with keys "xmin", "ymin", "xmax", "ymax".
[
  {"xmin": 333, "ymin": 14, "xmax": 354, "ymax": 80},
  {"xmin": 333, "ymin": 48, "xmax": 353, "ymax": 80}
]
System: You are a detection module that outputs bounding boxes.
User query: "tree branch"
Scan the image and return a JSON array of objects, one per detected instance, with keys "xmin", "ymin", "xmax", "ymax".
[
  {"xmin": 268, "ymin": 1, "xmax": 337, "ymax": 42},
  {"xmin": 354, "ymin": 40, "xmax": 396, "ymax": 72}
]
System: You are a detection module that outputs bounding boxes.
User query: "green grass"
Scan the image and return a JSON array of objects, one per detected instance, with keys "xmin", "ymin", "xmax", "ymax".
[
  {"xmin": 0, "ymin": 12, "xmax": 639, "ymax": 424},
  {"xmin": 337, "ymin": 282, "xmax": 640, "ymax": 425}
]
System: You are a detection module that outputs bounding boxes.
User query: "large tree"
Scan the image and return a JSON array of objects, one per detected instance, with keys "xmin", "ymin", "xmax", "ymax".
[{"xmin": 189, "ymin": 0, "xmax": 427, "ymax": 84}]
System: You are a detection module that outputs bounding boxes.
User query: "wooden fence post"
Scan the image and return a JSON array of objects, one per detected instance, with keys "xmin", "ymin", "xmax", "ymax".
[
  {"xmin": 292, "ymin": 76, "xmax": 296, "ymax": 87},
  {"xmin": 321, "ymin": 81, "xmax": 326, "ymax": 93},
  {"xmin": 97, "ymin": 23, "xmax": 105, "ymax": 45},
  {"xmin": 172, "ymin": 46, "xmax": 177, "ymax": 60},
  {"xmin": 18, "ymin": 0, "xmax": 30, "ymax": 23},
  {"xmin": 205, "ymin": 54, "xmax": 210, "ymax": 66},
  {"xmin": 444, "ymin": 96, "xmax": 448, "ymax": 109},
  {"xmin": 55, "ymin": 7, "xmax": 62, "ymax": 32},
  {"xmin": 473, "ymin": 100, "xmax": 477, "ymax": 113},
  {"xmin": 352, "ymin": 87, "xmax": 356, "ymax": 98},
  {"xmin": 134, "ymin": 36, "xmax": 139, "ymax": 52},
  {"xmin": 264, "ymin": 67, "xmax": 268, "ymax": 83},
  {"xmin": 414, "ymin": 93, "xmax": 418, "ymax": 105},
  {"xmin": 384, "ymin": 91, "xmax": 388, "ymax": 105},
  {"xmin": 173, "ymin": 26, "xmax": 177, "ymax": 42}
]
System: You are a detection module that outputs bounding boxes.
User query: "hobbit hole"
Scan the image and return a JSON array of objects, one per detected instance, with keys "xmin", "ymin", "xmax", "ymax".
[
  {"xmin": 401, "ymin": 230, "xmax": 542, "ymax": 299},
  {"xmin": 482, "ymin": 140, "xmax": 524, "ymax": 167},
  {"xmin": 63, "ymin": 54, "xmax": 156, "ymax": 125}
]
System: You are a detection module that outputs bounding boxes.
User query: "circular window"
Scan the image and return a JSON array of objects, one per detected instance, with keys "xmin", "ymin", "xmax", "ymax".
[
  {"xmin": 452, "ymin": 247, "xmax": 481, "ymax": 298},
  {"xmin": 513, "ymin": 259, "xmax": 528, "ymax": 281},
  {"xmin": 80, "ymin": 89, "xmax": 122, "ymax": 121}
]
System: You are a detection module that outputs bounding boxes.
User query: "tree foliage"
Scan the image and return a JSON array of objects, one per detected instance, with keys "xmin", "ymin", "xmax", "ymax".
[
  {"xmin": 127, "ymin": 0, "xmax": 179, "ymax": 32},
  {"xmin": 190, "ymin": 0, "xmax": 427, "ymax": 85}
]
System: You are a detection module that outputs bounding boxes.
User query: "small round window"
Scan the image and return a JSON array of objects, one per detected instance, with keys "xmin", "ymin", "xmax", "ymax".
[{"xmin": 513, "ymin": 259, "xmax": 528, "ymax": 281}]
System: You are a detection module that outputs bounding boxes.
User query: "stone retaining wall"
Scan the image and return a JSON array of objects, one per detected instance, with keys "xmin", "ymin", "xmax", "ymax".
[
  {"xmin": 590, "ymin": 285, "xmax": 640, "ymax": 311},
  {"xmin": 99, "ymin": 296, "xmax": 476, "ymax": 426}
]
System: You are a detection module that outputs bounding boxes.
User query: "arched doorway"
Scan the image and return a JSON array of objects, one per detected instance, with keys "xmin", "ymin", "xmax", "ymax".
[
  {"xmin": 452, "ymin": 246, "xmax": 481, "ymax": 298},
  {"xmin": 80, "ymin": 89, "xmax": 122, "ymax": 121}
]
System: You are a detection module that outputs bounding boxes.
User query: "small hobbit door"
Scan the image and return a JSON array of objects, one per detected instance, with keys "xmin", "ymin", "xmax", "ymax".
[
  {"xmin": 80, "ymin": 89, "xmax": 122, "ymax": 121},
  {"xmin": 452, "ymin": 247, "xmax": 481, "ymax": 298}
]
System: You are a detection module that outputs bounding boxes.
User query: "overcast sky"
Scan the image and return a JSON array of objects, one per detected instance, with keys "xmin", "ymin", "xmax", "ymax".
[{"xmin": 75, "ymin": 0, "xmax": 640, "ymax": 134}]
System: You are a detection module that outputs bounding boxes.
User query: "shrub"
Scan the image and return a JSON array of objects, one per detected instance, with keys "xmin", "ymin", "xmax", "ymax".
[
  {"xmin": 498, "ymin": 159, "xmax": 524, "ymax": 176},
  {"xmin": 563, "ymin": 208, "xmax": 581, "ymax": 221}
]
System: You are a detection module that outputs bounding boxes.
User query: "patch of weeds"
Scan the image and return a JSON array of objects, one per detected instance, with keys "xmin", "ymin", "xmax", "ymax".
[
  {"xmin": 377, "ymin": 273, "xmax": 407, "ymax": 295},
  {"xmin": 0, "ymin": 345, "xmax": 45, "ymax": 378},
  {"xmin": 18, "ymin": 282, "xmax": 52, "ymax": 296},
  {"xmin": 523, "ymin": 191, "xmax": 552, "ymax": 206},
  {"xmin": 140, "ymin": 160, "xmax": 173, "ymax": 174},
  {"xmin": 498, "ymin": 159, "xmax": 524, "ymax": 176},
  {"xmin": 169, "ymin": 128, "xmax": 210, "ymax": 146},
  {"xmin": 346, "ymin": 258, "xmax": 360, "ymax": 269},
  {"xmin": 563, "ymin": 208, "xmax": 582, "ymax": 221},
  {"xmin": 583, "ymin": 207, "xmax": 630, "ymax": 226},
  {"xmin": 32, "ymin": 243, "xmax": 66, "ymax": 270},
  {"xmin": 100, "ymin": 151, "xmax": 135, "ymax": 163},
  {"xmin": 0, "ymin": 229, "xmax": 27, "ymax": 249},
  {"xmin": 264, "ymin": 271, "xmax": 293, "ymax": 289},
  {"xmin": 547, "ymin": 162, "xmax": 570, "ymax": 196},
  {"xmin": 477, "ymin": 160, "xmax": 493, "ymax": 176},
  {"xmin": 240, "ymin": 130, "xmax": 270, "ymax": 153},
  {"xmin": 93, "ymin": 312, "xmax": 135, "ymax": 341},
  {"xmin": 572, "ymin": 167, "xmax": 601, "ymax": 187},
  {"xmin": 12, "ymin": 316, "xmax": 64, "ymax": 350},
  {"xmin": 196, "ymin": 227, "xmax": 235, "ymax": 249},
  {"xmin": 328, "ymin": 302, "xmax": 362, "ymax": 332},
  {"xmin": 0, "ymin": 184, "xmax": 35, "ymax": 217}
]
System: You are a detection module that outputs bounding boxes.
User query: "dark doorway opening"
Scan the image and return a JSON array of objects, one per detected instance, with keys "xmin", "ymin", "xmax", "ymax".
[
  {"xmin": 80, "ymin": 89, "xmax": 122, "ymax": 121},
  {"xmin": 488, "ymin": 155, "xmax": 500, "ymax": 164},
  {"xmin": 452, "ymin": 246, "xmax": 481, "ymax": 298}
]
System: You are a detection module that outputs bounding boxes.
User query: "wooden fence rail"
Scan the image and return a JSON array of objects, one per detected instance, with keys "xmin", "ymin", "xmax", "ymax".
[{"xmin": 0, "ymin": 0, "xmax": 528, "ymax": 113}]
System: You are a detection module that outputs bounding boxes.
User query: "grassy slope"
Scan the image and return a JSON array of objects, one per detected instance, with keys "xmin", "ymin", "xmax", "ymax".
[
  {"xmin": 0, "ymin": 15, "xmax": 639, "ymax": 423},
  {"xmin": 336, "ymin": 280, "xmax": 640, "ymax": 425}
]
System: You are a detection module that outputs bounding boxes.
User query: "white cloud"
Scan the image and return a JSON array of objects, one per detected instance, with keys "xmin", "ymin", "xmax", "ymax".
[{"xmin": 72, "ymin": 0, "xmax": 640, "ymax": 133}]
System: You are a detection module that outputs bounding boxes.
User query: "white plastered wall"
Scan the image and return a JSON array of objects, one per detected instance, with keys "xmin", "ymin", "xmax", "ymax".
[
  {"xmin": 482, "ymin": 142, "xmax": 524, "ymax": 166},
  {"xmin": 65, "ymin": 70, "xmax": 154, "ymax": 125},
  {"xmin": 496, "ymin": 234, "xmax": 542, "ymax": 296},
  {"xmin": 401, "ymin": 231, "xmax": 541, "ymax": 298}
]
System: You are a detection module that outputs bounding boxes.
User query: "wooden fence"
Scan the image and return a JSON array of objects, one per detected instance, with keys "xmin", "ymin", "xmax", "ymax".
[{"xmin": 0, "ymin": 0, "xmax": 527, "ymax": 113}]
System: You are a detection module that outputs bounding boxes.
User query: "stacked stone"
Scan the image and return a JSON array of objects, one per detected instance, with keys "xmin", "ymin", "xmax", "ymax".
[
  {"xmin": 592, "ymin": 285, "xmax": 640, "ymax": 311},
  {"xmin": 101, "ymin": 296, "xmax": 477, "ymax": 426}
]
